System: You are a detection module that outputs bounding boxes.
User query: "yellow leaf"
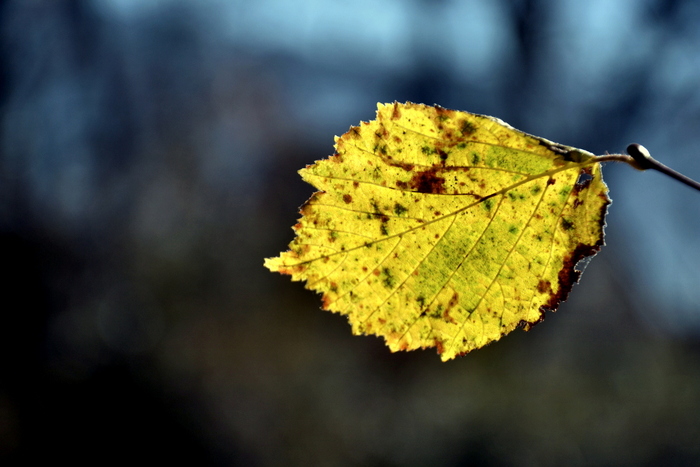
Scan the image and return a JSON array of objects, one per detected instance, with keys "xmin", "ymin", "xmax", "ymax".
[{"xmin": 265, "ymin": 102, "xmax": 610, "ymax": 361}]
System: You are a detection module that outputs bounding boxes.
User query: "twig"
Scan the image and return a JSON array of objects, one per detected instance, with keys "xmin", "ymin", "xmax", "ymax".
[{"xmin": 594, "ymin": 144, "xmax": 700, "ymax": 193}]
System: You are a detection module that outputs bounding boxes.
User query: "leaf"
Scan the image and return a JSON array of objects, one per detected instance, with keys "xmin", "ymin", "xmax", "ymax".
[{"xmin": 265, "ymin": 102, "xmax": 610, "ymax": 361}]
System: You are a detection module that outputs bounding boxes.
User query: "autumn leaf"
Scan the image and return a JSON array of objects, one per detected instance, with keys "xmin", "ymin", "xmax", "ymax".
[{"xmin": 265, "ymin": 102, "xmax": 610, "ymax": 361}]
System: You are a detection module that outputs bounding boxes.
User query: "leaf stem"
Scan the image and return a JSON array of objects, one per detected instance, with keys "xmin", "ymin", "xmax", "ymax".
[{"xmin": 594, "ymin": 144, "xmax": 700, "ymax": 193}]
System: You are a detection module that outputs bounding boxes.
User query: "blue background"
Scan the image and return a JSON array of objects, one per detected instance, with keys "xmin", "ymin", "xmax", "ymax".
[{"xmin": 2, "ymin": 0, "xmax": 700, "ymax": 464}]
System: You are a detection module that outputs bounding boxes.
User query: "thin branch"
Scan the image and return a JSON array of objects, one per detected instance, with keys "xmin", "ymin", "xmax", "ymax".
[{"xmin": 593, "ymin": 144, "xmax": 700, "ymax": 193}]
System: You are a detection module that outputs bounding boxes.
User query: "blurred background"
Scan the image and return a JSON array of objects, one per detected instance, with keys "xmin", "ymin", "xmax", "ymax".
[{"xmin": 2, "ymin": 0, "xmax": 700, "ymax": 465}]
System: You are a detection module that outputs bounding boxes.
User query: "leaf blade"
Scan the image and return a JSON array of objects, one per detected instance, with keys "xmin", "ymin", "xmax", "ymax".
[{"xmin": 265, "ymin": 102, "xmax": 610, "ymax": 360}]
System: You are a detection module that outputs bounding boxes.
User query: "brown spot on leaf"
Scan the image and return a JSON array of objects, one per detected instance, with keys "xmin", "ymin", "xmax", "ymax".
[
  {"xmin": 518, "ymin": 314, "xmax": 544, "ymax": 331},
  {"xmin": 537, "ymin": 280, "xmax": 551, "ymax": 294},
  {"xmin": 398, "ymin": 168, "xmax": 446, "ymax": 194},
  {"xmin": 459, "ymin": 119, "xmax": 476, "ymax": 136},
  {"xmin": 300, "ymin": 204, "xmax": 311, "ymax": 217},
  {"xmin": 435, "ymin": 105, "xmax": 451, "ymax": 121},
  {"xmin": 435, "ymin": 339, "xmax": 445, "ymax": 355},
  {"xmin": 540, "ymin": 209, "xmax": 609, "ymax": 315},
  {"xmin": 575, "ymin": 167, "xmax": 593, "ymax": 182},
  {"xmin": 561, "ymin": 218, "xmax": 574, "ymax": 230},
  {"xmin": 299, "ymin": 193, "xmax": 322, "ymax": 216},
  {"xmin": 392, "ymin": 102, "xmax": 401, "ymax": 120},
  {"xmin": 322, "ymin": 294, "xmax": 332, "ymax": 309},
  {"xmin": 443, "ymin": 292, "xmax": 459, "ymax": 324},
  {"xmin": 375, "ymin": 126, "xmax": 389, "ymax": 139},
  {"xmin": 277, "ymin": 263, "xmax": 306, "ymax": 276},
  {"xmin": 343, "ymin": 194, "xmax": 352, "ymax": 204},
  {"xmin": 389, "ymin": 161, "xmax": 415, "ymax": 172}
]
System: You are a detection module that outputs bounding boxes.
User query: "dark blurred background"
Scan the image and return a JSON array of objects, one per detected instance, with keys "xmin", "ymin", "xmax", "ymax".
[{"xmin": 2, "ymin": 0, "xmax": 700, "ymax": 465}]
